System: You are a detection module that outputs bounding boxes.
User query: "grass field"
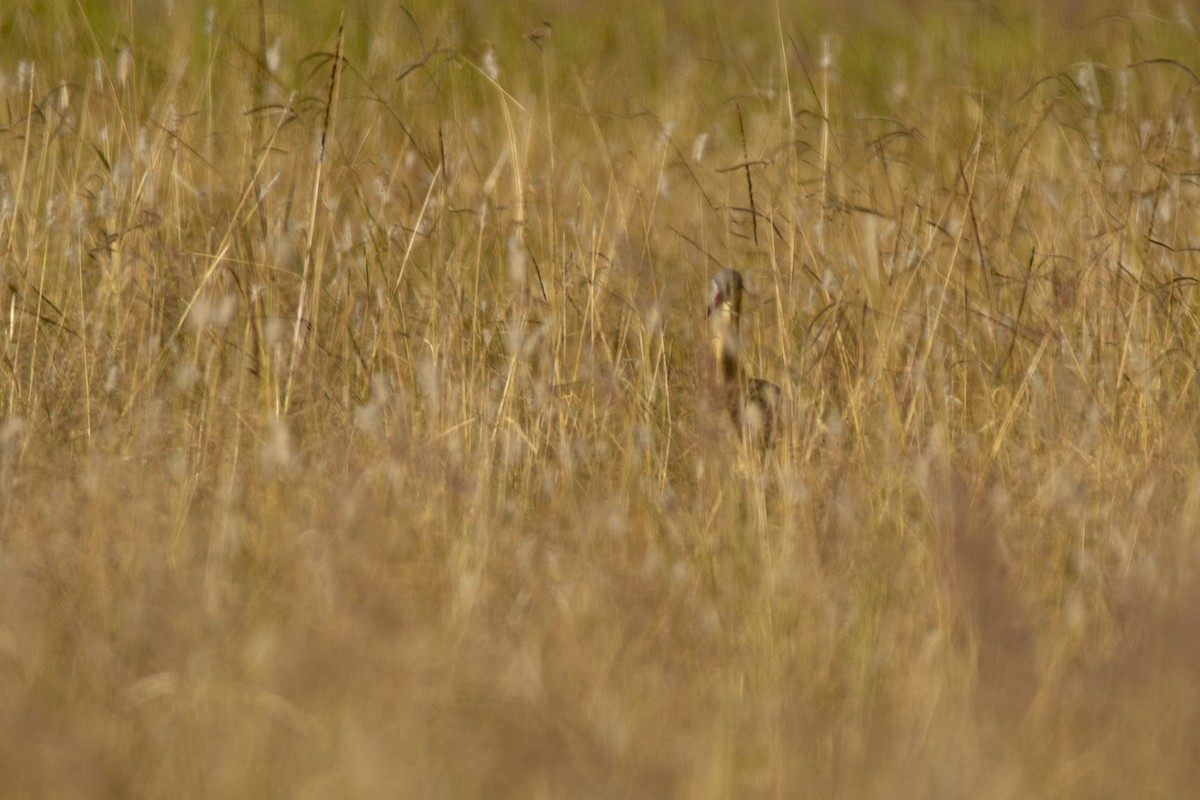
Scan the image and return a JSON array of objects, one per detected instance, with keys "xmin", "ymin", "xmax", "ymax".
[{"xmin": 3, "ymin": 0, "xmax": 1200, "ymax": 796}]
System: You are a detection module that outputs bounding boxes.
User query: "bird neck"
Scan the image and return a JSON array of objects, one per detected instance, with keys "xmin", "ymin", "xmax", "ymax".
[{"xmin": 709, "ymin": 309, "xmax": 742, "ymax": 384}]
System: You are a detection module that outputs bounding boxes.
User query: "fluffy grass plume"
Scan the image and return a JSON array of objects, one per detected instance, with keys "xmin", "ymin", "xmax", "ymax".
[{"xmin": 3, "ymin": 0, "xmax": 1200, "ymax": 796}]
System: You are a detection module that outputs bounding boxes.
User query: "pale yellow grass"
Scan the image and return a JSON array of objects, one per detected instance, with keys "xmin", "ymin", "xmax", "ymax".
[{"xmin": 2, "ymin": 1, "xmax": 1200, "ymax": 797}]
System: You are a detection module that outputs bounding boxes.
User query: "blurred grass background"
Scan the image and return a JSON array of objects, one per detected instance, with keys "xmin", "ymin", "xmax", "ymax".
[{"xmin": 2, "ymin": 0, "xmax": 1200, "ymax": 797}]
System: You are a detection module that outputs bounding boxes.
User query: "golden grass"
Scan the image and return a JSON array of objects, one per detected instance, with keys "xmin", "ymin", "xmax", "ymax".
[{"xmin": 3, "ymin": 0, "xmax": 1200, "ymax": 796}]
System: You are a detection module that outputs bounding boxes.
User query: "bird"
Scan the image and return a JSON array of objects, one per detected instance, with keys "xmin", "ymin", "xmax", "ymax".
[{"xmin": 707, "ymin": 268, "xmax": 782, "ymax": 447}]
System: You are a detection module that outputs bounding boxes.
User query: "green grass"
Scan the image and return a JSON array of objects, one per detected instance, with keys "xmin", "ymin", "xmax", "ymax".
[{"xmin": 3, "ymin": 0, "xmax": 1200, "ymax": 796}]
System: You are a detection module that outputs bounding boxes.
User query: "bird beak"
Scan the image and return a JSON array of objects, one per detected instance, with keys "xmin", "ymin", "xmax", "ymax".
[{"xmin": 707, "ymin": 289, "xmax": 723, "ymax": 318}]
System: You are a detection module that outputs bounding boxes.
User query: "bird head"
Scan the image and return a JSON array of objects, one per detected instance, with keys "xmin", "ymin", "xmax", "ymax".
[{"xmin": 707, "ymin": 268, "xmax": 744, "ymax": 326}]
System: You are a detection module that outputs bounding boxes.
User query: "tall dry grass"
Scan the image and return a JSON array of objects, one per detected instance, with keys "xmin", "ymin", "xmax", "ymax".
[{"xmin": 2, "ymin": 0, "xmax": 1200, "ymax": 796}]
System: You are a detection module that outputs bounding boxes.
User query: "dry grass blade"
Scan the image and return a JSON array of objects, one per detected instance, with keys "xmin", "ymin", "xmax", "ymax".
[{"xmin": 2, "ymin": 3, "xmax": 1200, "ymax": 799}]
